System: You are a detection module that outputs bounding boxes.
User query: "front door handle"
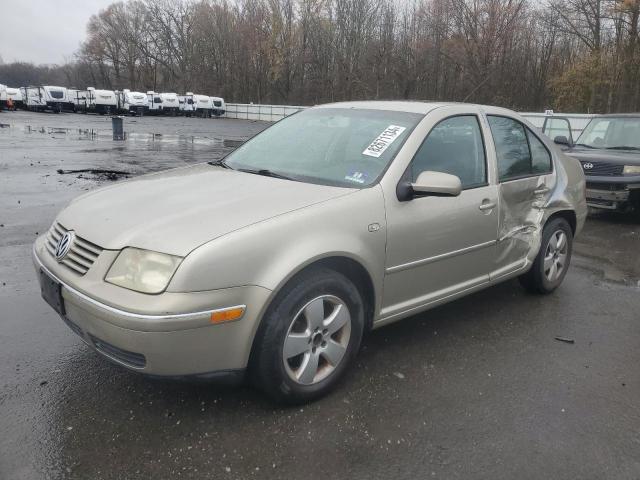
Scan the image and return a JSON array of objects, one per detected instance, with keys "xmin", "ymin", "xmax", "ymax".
[
  {"xmin": 479, "ymin": 201, "xmax": 496, "ymax": 212},
  {"xmin": 534, "ymin": 186, "xmax": 550, "ymax": 195}
]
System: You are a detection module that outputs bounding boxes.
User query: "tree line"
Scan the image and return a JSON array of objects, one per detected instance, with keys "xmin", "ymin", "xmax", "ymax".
[{"xmin": 1, "ymin": 0, "xmax": 639, "ymax": 113}]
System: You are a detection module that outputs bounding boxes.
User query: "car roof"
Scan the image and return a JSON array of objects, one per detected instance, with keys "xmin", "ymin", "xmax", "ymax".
[
  {"xmin": 598, "ymin": 113, "xmax": 640, "ymax": 118},
  {"xmin": 316, "ymin": 100, "xmax": 464, "ymax": 115},
  {"xmin": 315, "ymin": 100, "xmax": 521, "ymax": 117}
]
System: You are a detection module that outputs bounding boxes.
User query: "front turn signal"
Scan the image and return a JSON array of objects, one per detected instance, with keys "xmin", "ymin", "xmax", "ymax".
[{"xmin": 210, "ymin": 306, "xmax": 245, "ymax": 324}]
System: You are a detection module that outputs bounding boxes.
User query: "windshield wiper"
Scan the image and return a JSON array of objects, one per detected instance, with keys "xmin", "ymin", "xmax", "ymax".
[
  {"xmin": 238, "ymin": 168, "xmax": 295, "ymax": 181},
  {"xmin": 574, "ymin": 143, "xmax": 596, "ymax": 149},
  {"xmin": 208, "ymin": 158, "xmax": 231, "ymax": 169},
  {"xmin": 606, "ymin": 146, "xmax": 640, "ymax": 151}
]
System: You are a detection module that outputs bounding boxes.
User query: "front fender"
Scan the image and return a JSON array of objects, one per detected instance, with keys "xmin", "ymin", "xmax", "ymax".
[{"xmin": 168, "ymin": 186, "xmax": 387, "ymax": 315}]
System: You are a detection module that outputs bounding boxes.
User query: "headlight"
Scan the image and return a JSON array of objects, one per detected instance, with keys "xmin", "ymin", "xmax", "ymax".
[
  {"xmin": 623, "ymin": 165, "xmax": 640, "ymax": 175},
  {"xmin": 105, "ymin": 248, "xmax": 182, "ymax": 294}
]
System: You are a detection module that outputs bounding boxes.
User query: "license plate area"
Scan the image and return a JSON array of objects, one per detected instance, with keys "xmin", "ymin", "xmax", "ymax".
[{"xmin": 40, "ymin": 269, "xmax": 65, "ymax": 316}]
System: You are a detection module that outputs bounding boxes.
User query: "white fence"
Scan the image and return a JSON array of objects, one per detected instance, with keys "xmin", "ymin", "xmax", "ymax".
[
  {"xmin": 224, "ymin": 103, "xmax": 596, "ymax": 138},
  {"xmin": 225, "ymin": 103, "xmax": 307, "ymax": 121},
  {"xmin": 521, "ymin": 112, "xmax": 596, "ymax": 139}
]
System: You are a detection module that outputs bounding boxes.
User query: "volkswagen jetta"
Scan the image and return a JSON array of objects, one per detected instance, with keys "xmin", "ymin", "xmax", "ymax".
[{"xmin": 34, "ymin": 101, "xmax": 587, "ymax": 403}]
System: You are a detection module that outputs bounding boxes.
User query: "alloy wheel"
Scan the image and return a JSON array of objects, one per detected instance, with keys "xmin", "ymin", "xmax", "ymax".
[
  {"xmin": 283, "ymin": 295, "xmax": 352, "ymax": 385},
  {"xmin": 544, "ymin": 230, "xmax": 568, "ymax": 282}
]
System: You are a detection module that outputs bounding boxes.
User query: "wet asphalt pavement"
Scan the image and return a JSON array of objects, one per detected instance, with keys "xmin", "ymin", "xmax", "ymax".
[{"xmin": 1, "ymin": 111, "xmax": 639, "ymax": 479}]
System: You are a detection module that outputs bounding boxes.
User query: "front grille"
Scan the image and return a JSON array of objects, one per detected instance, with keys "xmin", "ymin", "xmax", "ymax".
[
  {"xmin": 586, "ymin": 182, "xmax": 627, "ymax": 191},
  {"xmin": 581, "ymin": 162, "xmax": 624, "ymax": 176},
  {"xmin": 89, "ymin": 334, "xmax": 147, "ymax": 368},
  {"xmin": 45, "ymin": 222, "xmax": 103, "ymax": 275}
]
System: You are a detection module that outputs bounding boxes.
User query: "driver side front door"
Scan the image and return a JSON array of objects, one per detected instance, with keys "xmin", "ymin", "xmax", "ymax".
[{"xmin": 380, "ymin": 111, "xmax": 499, "ymax": 321}]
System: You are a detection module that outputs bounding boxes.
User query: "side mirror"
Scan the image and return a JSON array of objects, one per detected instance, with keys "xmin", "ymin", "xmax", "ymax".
[
  {"xmin": 410, "ymin": 171, "xmax": 462, "ymax": 198},
  {"xmin": 554, "ymin": 135, "xmax": 570, "ymax": 146}
]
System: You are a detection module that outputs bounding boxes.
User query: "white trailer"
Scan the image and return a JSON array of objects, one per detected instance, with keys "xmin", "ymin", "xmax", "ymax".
[
  {"xmin": 23, "ymin": 86, "xmax": 67, "ymax": 112},
  {"xmin": 116, "ymin": 89, "xmax": 148, "ymax": 115},
  {"xmin": 148, "ymin": 91, "xmax": 179, "ymax": 115},
  {"xmin": 147, "ymin": 91, "xmax": 161, "ymax": 114},
  {"xmin": 179, "ymin": 92, "xmax": 196, "ymax": 116},
  {"xmin": 210, "ymin": 96, "xmax": 226, "ymax": 117},
  {"xmin": 75, "ymin": 87, "xmax": 118, "ymax": 115},
  {"xmin": 6, "ymin": 87, "xmax": 24, "ymax": 109},
  {"xmin": 66, "ymin": 88, "xmax": 80, "ymax": 111},
  {"xmin": 0, "ymin": 84, "xmax": 7, "ymax": 110},
  {"xmin": 179, "ymin": 92, "xmax": 211, "ymax": 117}
]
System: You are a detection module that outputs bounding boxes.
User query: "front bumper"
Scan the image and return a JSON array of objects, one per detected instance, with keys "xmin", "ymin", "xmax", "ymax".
[
  {"xmin": 33, "ymin": 243, "xmax": 271, "ymax": 377},
  {"xmin": 585, "ymin": 178, "xmax": 640, "ymax": 209}
]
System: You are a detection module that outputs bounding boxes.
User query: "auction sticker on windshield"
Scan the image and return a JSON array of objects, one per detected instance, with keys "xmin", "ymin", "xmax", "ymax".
[{"xmin": 363, "ymin": 125, "xmax": 407, "ymax": 158}]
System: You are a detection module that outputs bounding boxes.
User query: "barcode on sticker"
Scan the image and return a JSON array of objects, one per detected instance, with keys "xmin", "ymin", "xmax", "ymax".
[{"xmin": 362, "ymin": 125, "xmax": 407, "ymax": 158}]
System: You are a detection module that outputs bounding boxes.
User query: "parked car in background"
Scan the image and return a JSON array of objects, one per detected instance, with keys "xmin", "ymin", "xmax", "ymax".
[
  {"xmin": 34, "ymin": 101, "xmax": 586, "ymax": 403},
  {"xmin": 555, "ymin": 114, "xmax": 640, "ymax": 211}
]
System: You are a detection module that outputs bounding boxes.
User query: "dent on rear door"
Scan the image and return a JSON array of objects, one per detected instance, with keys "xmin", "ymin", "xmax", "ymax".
[{"xmin": 494, "ymin": 174, "xmax": 553, "ymax": 277}]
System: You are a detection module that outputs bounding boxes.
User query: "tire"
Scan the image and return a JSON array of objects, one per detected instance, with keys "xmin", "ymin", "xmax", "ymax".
[
  {"xmin": 519, "ymin": 217, "xmax": 573, "ymax": 294},
  {"xmin": 252, "ymin": 268, "xmax": 365, "ymax": 404}
]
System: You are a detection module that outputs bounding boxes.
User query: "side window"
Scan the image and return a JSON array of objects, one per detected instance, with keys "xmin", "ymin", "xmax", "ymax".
[
  {"xmin": 411, "ymin": 116, "xmax": 487, "ymax": 189},
  {"xmin": 528, "ymin": 129, "xmax": 552, "ymax": 174},
  {"xmin": 487, "ymin": 116, "xmax": 531, "ymax": 181},
  {"xmin": 543, "ymin": 117, "xmax": 572, "ymax": 143}
]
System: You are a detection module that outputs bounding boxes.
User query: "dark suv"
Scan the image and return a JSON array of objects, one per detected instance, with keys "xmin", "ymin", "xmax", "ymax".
[{"xmin": 555, "ymin": 114, "xmax": 640, "ymax": 211}]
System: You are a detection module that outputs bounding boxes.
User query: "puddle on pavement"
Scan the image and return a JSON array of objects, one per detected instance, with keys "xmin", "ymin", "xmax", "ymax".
[{"xmin": 1, "ymin": 123, "xmax": 245, "ymax": 148}]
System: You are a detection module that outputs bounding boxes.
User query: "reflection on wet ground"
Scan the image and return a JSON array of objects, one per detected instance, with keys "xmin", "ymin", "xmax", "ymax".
[
  {"xmin": 0, "ymin": 117, "xmax": 263, "ymax": 185},
  {"xmin": 4, "ymin": 123, "xmax": 245, "ymax": 150}
]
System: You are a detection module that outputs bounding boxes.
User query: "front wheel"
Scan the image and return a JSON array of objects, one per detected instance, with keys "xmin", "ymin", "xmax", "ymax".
[
  {"xmin": 519, "ymin": 217, "xmax": 573, "ymax": 294},
  {"xmin": 252, "ymin": 268, "xmax": 365, "ymax": 404}
]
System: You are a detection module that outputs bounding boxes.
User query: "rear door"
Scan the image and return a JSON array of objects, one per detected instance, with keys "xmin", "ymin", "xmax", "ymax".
[{"xmin": 485, "ymin": 115, "xmax": 554, "ymax": 279}]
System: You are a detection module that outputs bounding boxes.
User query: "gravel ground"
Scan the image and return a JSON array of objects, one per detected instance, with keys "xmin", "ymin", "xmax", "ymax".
[{"xmin": 1, "ymin": 110, "xmax": 639, "ymax": 480}]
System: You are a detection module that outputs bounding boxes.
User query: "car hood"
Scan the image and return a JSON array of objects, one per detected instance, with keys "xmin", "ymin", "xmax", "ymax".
[
  {"xmin": 564, "ymin": 147, "xmax": 640, "ymax": 165},
  {"xmin": 57, "ymin": 164, "xmax": 354, "ymax": 256}
]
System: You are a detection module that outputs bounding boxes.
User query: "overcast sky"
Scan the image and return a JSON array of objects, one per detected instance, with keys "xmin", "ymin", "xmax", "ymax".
[{"xmin": 0, "ymin": 0, "xmax": 116, "ymax": 65}]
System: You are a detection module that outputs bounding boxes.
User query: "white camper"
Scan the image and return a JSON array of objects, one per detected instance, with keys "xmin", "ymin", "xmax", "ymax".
[
  {"xmin": 210, "ymin": 96, "xmax": 226, "ymax": 117},
  {"xmin": 148, "ymin": 91, "xmax": 179, "ymax": 115},
  {"xmin": 178, "ymin": 92, "xmax": 196, "ymax": 116},
  {"xmin": 117, "ymin": 89, "xmax": 148, "ymax": 115},
  {"xmin": 76, "ymin": 87, "xmax": 118, "ymax": 114},
  {"xmin": 66, "ymin": 89, "xmax": 80, "ymax": 111},
  {"xmin": 179, "ymin": 92, "xmax": 211, "ymax": 117},
  {"xmin": 23, "ymin": 86, "xmax": 67, "ymax": 112},
  {"xmin": 147, "ymin": 91, "xmax": 161, "ymax": 114},
  {"xmin": 0, "ymin": 84, "xmax": 7, "ymax": 110},
  {"xmin": 6, "ymin": 87, "xmax": 24, "ymax": 109}
]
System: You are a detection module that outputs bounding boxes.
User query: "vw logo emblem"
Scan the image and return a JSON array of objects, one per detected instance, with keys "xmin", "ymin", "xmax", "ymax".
[
  {"xmin": 55, "ymin": 231, "xmax": 75, "ymax": 261},
  {"xmin": 582, "ymin": 162, "xmax": 594, "ymax": 170}
]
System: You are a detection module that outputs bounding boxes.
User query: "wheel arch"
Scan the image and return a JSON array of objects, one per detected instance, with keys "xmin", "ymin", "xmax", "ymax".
[
  {"xmin": 247, "ymin": 255, "xmax": 377, "ymax": 371},
  {"xmin": 546, "ymin": 209, "xmax": 577, "ymax": 234}
]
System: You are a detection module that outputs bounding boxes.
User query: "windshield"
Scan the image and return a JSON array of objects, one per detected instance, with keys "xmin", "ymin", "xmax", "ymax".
[
  {"xmin": 577, "ymin": 117, "xmax": 640, "ymax": 150},
  {"xmin": 224, "ymin": 108, "xmax": 422, "ymax": 187},
  {"xmin": 49, "ymin": 90, "xmax": 64, "ymax": 99}
]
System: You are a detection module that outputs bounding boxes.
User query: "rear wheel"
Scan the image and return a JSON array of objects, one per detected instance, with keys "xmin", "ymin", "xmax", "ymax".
[
  {"xmin": 519, "ymin": 217, "xmax": 573, "ymax": 294},
  {"xmin": 252, "ymin": 268, "xmax": 364, "ymax": 404}
]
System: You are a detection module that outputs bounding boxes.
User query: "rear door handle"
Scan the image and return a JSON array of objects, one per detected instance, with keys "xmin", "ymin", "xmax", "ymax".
[
  {"xmin": 534, "ymin": 186, "xmax": 550, "ymax": 195},
  {"xmin": 479, "ymin": 201, "xmax": 496, "ymax": 211}
]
